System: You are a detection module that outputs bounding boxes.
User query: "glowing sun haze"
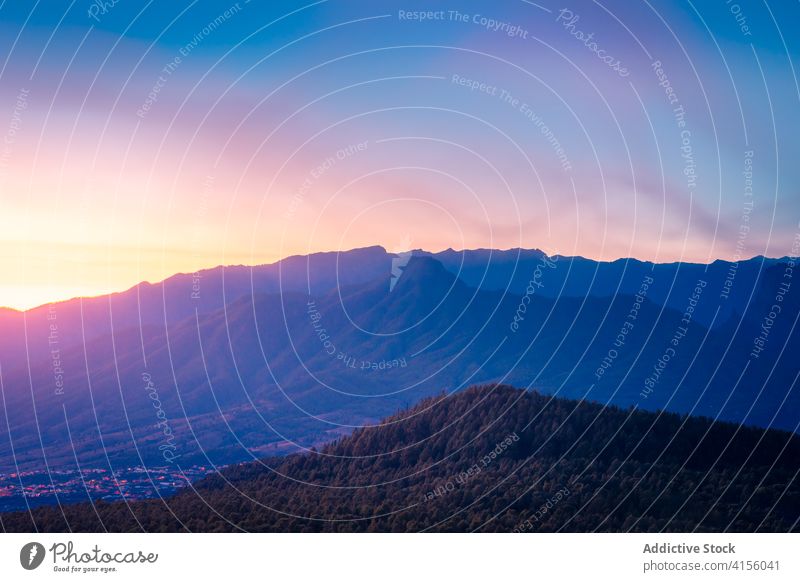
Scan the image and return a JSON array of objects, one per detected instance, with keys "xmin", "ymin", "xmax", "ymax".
[{"xmin": 0, "ymin": 0, "xmax": 798, "ymax": 310}]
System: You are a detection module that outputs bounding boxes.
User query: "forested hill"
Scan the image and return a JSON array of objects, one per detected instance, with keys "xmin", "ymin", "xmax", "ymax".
[{"xmin": 3, "ymin": 385, "xmax": 799, "ymax": 533}]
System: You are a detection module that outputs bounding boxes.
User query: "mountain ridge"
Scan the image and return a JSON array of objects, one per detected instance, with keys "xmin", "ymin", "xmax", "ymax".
[
  {"xmin": 2, "ymin": 245, "xmax": 789, "ymax": 315},
  {"xmin": 0, "ymin": 248, "xmax": 797, "ymax": 487}
]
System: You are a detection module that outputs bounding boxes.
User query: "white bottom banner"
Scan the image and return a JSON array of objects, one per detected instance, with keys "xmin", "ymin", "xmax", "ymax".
[{"xmin": 1, "ymin": 533, "xmax": 796, "ymax": 581}]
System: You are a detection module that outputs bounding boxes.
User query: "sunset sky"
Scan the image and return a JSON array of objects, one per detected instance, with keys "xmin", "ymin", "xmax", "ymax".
[{"xmin": 0, "ymin": 0, "xmax": 798, "ymax": 310}]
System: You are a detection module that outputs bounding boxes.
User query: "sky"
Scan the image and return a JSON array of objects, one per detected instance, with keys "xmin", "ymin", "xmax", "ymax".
[{"xmin": 0, "ymin": 0, "xmax": 798, "ymax": 310}]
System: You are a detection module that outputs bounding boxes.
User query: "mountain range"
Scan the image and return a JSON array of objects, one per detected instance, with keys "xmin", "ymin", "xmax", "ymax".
[
  {"xmin": 0, "ymin": 246, "xmax": 797, "ymax": 482},
  {"xmin": 3, "ymin": 385, "xmax": 798, "ymax": 532}
]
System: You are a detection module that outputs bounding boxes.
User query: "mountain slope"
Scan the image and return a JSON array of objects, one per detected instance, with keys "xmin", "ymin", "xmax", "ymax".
[
  {"xmin": 426, "ymin": 248, "xmax": 783, "ymax": 328},
  {"xmin": 0, "ymin": 246, "xmax": 393, "ymax": 373}
]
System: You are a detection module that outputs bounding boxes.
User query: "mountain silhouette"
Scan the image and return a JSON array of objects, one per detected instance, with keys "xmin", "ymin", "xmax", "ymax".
[{"xmin": 0, "ymin": 248, "xmax": 797, "ymax": 483}]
